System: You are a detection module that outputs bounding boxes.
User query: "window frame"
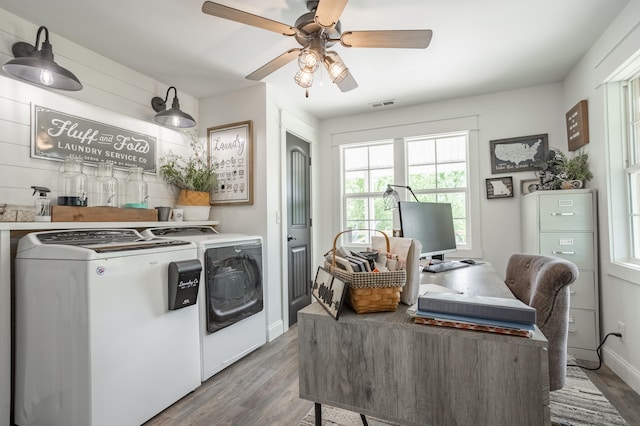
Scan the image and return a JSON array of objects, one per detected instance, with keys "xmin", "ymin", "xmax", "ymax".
[
  {"xmin": 339, "ymin": 130, "xmax": 482, "ymax": 259},
  {"xmin": 604, "ymin": 57, "xmax": 640, "ymax": 283}
]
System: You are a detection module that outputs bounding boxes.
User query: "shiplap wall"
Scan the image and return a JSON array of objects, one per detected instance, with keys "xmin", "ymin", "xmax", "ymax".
[{"xmin": 0, "ymin": 8, "xmax": 200, "ymax": 209}]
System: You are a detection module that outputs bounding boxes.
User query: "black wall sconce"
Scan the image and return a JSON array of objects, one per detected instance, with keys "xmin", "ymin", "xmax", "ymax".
[
  {"xmin": 151, "ymin": 86, "xmax": 196, "ymax": 128},
  {"xmin": 3, "ymin": 26, "xmax": 82, "ymax": 91}
]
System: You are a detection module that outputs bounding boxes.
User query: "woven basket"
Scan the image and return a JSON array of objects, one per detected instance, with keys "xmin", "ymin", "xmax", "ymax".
[
  {"xmin": 176, "ymin": 189, "xmax": 210, "ymax": 206},
  {"xmin": 326, "ymin": 229, "xmax": 406, "ymax": 314}
]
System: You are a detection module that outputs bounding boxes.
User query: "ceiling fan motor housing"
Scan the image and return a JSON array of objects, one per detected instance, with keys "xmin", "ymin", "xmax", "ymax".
[{"xmin": 294, "ymin": 11, "xmax": 341, "ymax": 47}]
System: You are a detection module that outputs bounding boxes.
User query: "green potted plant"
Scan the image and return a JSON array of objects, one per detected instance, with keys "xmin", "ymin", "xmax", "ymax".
[
  {"xmin": 563, "ymin": 150, "xmax": 593, "ymax": 188},
  {"xmin": 159, "ymin": 131, "xmax": 216, "ymax": 208}
]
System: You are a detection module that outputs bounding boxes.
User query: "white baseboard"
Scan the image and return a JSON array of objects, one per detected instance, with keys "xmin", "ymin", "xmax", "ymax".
[
  {"xmin": 602, "ymin": 346, "xmax": 640, "ymax": 395},
  {"xmin": 267, "ymin": 319, "xmax": 284, "ymax": 342}
]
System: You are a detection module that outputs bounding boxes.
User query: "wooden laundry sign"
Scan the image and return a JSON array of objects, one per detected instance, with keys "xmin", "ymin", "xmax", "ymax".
[{"xmin": 32, "ymin": 105, "xmax": 157, "ymax": 173}]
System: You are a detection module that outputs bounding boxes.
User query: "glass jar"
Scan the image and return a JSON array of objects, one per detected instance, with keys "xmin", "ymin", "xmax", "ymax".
[
  {"xmin": 124, "ymin": 166, "xmax": 148, "ymax": 208},
  {"xmin": 94, "ymin": 161, "xmax": 118, "ymax": 207},
  {"xmin": 58, "ymin": 155, "xmax": 88, "ymax": 206}
]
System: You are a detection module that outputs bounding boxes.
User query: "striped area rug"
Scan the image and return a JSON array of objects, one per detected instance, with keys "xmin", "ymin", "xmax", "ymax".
[{"xmin": 300, "ymin": 361, "xmax": 627, "ymax": 426}]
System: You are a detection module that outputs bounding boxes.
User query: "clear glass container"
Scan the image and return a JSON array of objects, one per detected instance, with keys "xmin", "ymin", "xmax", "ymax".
[
  {"xmin": 58, "ymin": 155, "xmax": 88, "ymax": 206},
  {"xmin": 94, "ymin": 161, "xmax": 118, "ymax": 207},
  {"xmin": 124, "ymin": 166, "xmax": 148, "ymax": 208}
]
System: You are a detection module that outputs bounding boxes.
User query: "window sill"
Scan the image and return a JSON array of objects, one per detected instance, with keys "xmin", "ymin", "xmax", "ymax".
[{"xmin": 607, "ymin": 260, "xmax": 640, "ymax": 287}]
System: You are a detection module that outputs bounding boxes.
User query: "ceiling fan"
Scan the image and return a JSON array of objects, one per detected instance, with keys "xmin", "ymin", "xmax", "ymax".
[{"xmin": 201, "ymin": 0, "xmax": 433, "ymax": 95}]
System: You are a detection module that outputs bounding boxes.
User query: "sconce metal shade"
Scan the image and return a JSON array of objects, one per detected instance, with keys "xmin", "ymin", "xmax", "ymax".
[
  {"xmin": 151, "ymin": 86, "xmax": 196, "ymax": 128},
  {"xmin": 3, "ymin": 26, "xmax": 82, "ymax": 91},
  {"xmin": 383, "ymin": 184, "xmax": 420, "ymax": 210}
]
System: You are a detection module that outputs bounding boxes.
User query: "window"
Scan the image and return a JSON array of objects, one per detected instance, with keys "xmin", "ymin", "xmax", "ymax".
[
  {"xmin": 626, "ymin": 74, "xmax": 640, "ymax": 261},
  {"xmin": 342, "ymin": 141, "xmax": 394, "ymax": 243},
  {"xmin": 341, "ymin": 132, "xmax": 470, "ymax": 249},
  {"xmin": 406, "ymin": 133, "xmax": 469, "ymax": 247}
]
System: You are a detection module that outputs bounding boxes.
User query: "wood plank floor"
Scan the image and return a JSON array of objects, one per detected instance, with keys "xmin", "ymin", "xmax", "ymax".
[{"xmin": 146, "ymin": 325, "xmax": 640, "ymax": 426}]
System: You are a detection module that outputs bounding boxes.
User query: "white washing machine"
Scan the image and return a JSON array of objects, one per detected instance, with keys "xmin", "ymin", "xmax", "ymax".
[
  {"xmin": 14, "ymin": 229, "xmax": 201, "ymax": 426},
  {"xmin": 142, "ymin": 226, "xmax": 266, "ymax": 381}
]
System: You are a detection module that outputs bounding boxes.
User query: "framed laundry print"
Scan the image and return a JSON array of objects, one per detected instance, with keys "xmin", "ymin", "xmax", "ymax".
[{"xmin": 208, "ymin": 120, "xmax": 253, "ymax": 205}]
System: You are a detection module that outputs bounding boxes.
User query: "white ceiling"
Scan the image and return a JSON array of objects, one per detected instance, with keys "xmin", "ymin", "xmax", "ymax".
[{"xmin": 0, "ymin": 0, "xmax": 629, "ymax": 120}]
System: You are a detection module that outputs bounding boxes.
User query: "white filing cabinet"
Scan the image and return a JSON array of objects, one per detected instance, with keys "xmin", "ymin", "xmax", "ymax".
[{"xmin": 521, "ymin": 188, "xmax": 599, "ymax": 361}]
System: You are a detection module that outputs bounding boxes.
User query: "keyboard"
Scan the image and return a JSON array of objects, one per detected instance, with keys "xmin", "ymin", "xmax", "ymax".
[{"xmin": 423, "ymin": 261, "xmax": 470, "ymax": 273}]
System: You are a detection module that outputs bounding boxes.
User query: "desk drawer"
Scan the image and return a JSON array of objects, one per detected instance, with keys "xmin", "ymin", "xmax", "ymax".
[
  {"xmin": 539, "ymin": 233, "xmax": 594, "ymax": 269},
  {"xmin": 539, "ymin": 193, "xmax": 593, "ymax": 231},
  {"xmin": 569, "ymin": 271, "xmax": 596, "ymax": 310},
  {"xmin": 568, "ymin": 308, "xmax": 597, "ymax": 350}
]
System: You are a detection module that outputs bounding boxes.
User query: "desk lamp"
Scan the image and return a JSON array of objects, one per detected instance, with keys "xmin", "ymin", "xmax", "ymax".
[{"xmin": 383, "ymin": 184, "xmax": 419, "ymax": 210}]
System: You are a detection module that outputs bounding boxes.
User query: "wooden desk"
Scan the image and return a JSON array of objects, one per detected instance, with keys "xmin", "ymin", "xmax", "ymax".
[{"xmin": 298, "ymin": 263, "xmax": 550, "ymax": 426}]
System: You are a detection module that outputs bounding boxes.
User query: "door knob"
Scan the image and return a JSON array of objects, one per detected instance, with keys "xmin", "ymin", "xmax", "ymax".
[{"xmin": 287, "ymin": 235, "xmax": 296, "ymax": 241}]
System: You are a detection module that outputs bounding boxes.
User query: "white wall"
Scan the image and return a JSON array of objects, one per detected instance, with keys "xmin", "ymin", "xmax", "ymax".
[
  {"xmin": 318, "ymin": 83, "xmax": 565, "ymax": 277},
  {"xmin": 563, "ymin": 0, "xmax": 640, "ymax": 394}
]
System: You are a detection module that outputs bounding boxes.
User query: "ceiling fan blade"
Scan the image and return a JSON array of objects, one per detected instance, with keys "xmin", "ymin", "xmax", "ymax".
[
  {"xmin": 245, "ymin": 48, "xmax": 302, "ymax": 81},
  {"xmin": 314, "ymin": 0, "xmax": 348, "ymax": 28},
  {"xmin": 202, "ymin": 1, "xmax": 297, "ymax": 36},
  {"xmin": 340, "ymin": 30, "xmax": 433, "ymax": 49},
  {"xmin": 336, "ymin": 70, "xmax": 358, "ymax": 92}
]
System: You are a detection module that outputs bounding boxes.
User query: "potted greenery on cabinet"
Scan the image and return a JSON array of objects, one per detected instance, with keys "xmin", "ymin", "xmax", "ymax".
[{"xmin": 160, "ymin": 131, "xmax": 216, "ymax": 220}]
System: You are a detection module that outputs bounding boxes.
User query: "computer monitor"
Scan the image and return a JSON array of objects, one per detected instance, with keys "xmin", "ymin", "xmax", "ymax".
[{"xmin": 398, "ymin": 201, "xmax": 457, "ymax": 261}]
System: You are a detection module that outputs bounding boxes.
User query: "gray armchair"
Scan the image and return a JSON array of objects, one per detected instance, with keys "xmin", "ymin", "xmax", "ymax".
[{"xmin": 504, "ymin": 254, "xmax": 579, "ymax": 391}]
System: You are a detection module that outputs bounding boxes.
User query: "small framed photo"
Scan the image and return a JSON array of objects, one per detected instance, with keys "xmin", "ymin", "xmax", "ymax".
[
  {"xmin": 489, "ymin": 134, "xmax": 548, "ymax": 174},
  {"xmin": 486, "ymin": 177, "xmax": 514, "ymax": 199},
  {"xmin": 520, "ymin": 178, "xmax": 539, "ymax": 195},
  {"xmin": 311, "ymin": 267, "xmax": 347, "ymax": 320}
]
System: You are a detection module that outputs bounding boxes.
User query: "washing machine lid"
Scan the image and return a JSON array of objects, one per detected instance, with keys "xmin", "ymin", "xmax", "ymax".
[
  {"xmin": 145, "ymin": 226, "xmax": 219, "ymax": 237},
  {"xmin": 143, "ymin": 226, "xmax": 256, "ymax": 245},
  {"xmin": 21, "ymin": 229, "xmax": 191, "ymax": 253}
]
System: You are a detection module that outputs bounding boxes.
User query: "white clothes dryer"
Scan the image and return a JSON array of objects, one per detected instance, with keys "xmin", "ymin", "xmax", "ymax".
[{"xmin": 142, "ymin": 226, "xmax": 266, "ymax": 381}]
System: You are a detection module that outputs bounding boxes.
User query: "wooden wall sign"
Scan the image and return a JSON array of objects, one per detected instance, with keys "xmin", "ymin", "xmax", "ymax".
[
  {"xmin": 32, "ymin": 105, "xmax": 157, "ymax": 173},
  {"xmin": 311, "ymin": 267, "xmax": 347, "ymax": 320},
  {"xmin": 566, "ymin": 100, "xmax": 589, "ymax": 151}
]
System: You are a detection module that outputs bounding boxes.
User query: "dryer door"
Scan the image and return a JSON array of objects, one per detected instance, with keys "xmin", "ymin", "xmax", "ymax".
[{"xmin": 204, "ymin": 241, "xmax": 263, "ymax": 333}]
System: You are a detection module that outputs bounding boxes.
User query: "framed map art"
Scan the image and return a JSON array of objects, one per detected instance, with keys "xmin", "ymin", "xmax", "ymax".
[
  {"xmin": 486, "ymin": 176, "xmax": 514, "ymax": 199},
  {"xmin": 489, "ymin": 134, "xmax": 548, "ymax": 174}
]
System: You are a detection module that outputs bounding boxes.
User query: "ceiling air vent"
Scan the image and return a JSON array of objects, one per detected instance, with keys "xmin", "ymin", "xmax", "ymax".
[{"xmin": 370, "ymin": 99, "xmax": 396, "ymax": 109}]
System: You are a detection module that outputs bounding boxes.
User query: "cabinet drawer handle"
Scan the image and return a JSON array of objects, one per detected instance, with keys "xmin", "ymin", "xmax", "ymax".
[
  {"xmin": 568, "ymin": 330, "xmax": 577, "ymax": 335},
  {"xmin": 570, "ymin": 290, "xmax": 576, "ymax": 295},
  {"xmin": 568, "ymin": 317, "xmax": 575, "ymax": 323},
  {"xmin": 552, "ymin": 250, "xmax": 576, "ymax": 255},
  {"xmin": 551, "ymin": 212, "xmax": 575, "ymax": 216}
]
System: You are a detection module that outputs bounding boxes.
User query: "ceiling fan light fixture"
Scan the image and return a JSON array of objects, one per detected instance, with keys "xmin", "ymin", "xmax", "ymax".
[
  {"xmin": 294, "ymin": 68, "xmax": 314, "ymax": 88},
  {"xmin": 323, "ymin": 55, "xmax": 348, "ymax": 83},
  {"xmin": 3, "ymin": 26, "xmax": 83, "ymax": 91},
  {"xmin": 150, "ymin": 86, "xmax": 196, "ymax": 128},
  {"xmin": 298, "ymin": 47, "xmax": 322, "ymax": 71}
]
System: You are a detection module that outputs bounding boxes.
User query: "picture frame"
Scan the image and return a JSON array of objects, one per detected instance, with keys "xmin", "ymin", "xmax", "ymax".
[
  {"xmin": 311, "ymin": 267, "xmax": 347, "ymax": 320},
  {"xmin": 520, "ymin": 178, "xmax": 539, "ymax": 195},
  {"xmin": 208, "ymin": 120, "xmax": 253, "ymax": 205},
  {"xmin": 486, "ymin": 176, "xmax": 514, "ymax": 199},
  {"xmin": 489, "ymin": 134, "xmax": 548, "ymax": 174}
]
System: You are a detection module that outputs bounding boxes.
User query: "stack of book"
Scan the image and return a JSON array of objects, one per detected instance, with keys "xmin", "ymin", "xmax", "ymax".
[{"xmin": 409, "ymin": 285, "xmax": 537, "ymax": 338}]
